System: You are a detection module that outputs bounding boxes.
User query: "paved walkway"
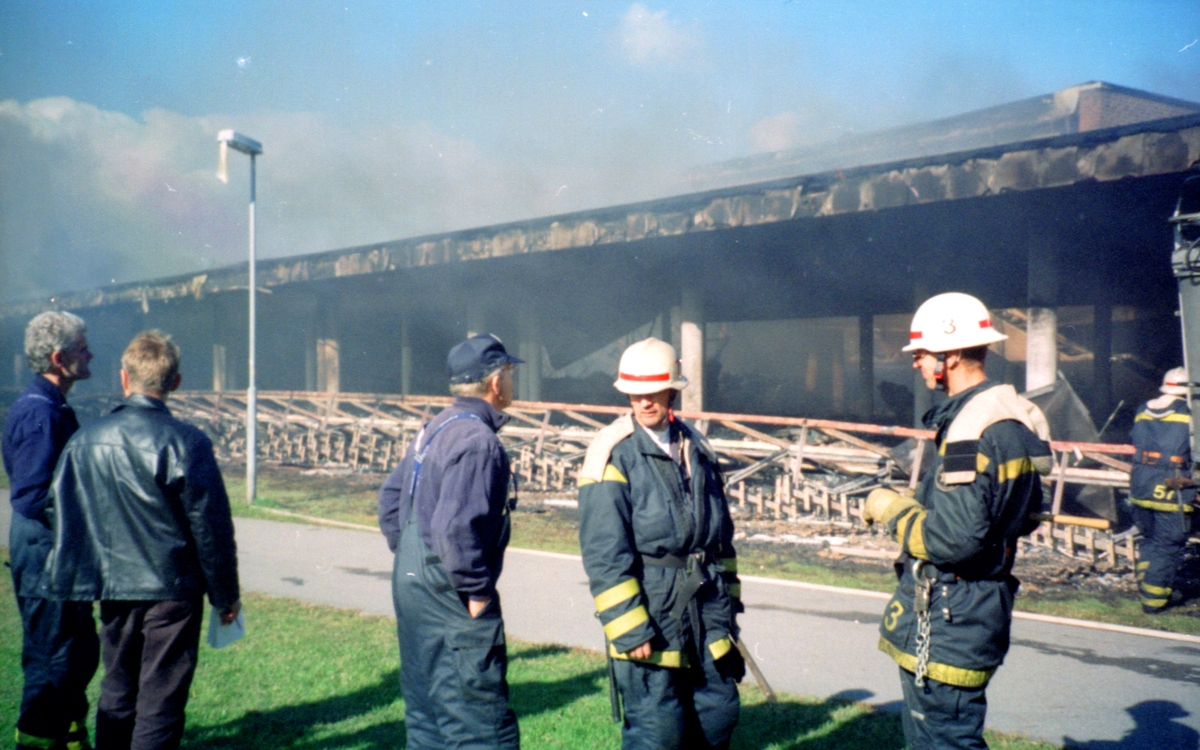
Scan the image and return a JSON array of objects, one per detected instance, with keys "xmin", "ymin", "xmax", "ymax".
[{"xmin": 4, "ymin": 497, "xmax": 1198, "ymax": 748}]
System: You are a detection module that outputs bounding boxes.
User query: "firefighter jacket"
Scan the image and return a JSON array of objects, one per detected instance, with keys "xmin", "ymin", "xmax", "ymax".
[
  {"xmin": 1129, "ymin": 395, "xmax": 1195, "ymax": 512},
  {"xmin": 877, "ymin": 380, "xmax": 1052, "ymax": 688},
  {"xmin": 578, "ymin": 414, "xmax": 740, "ymax": 668}
]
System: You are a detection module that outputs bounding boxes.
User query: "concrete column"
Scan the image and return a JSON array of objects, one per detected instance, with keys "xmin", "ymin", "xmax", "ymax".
[
  {"xmin": 400, "ymin": 312, "xmax": 413, "ymax": 396},
  {"xmin": 859, "ymin": 314, "xmax": 875, "ymax": 419},
  {"xmin": 680, "ymin": 287, "xmax": 704, "ymax": 413},
  {"xmin": 1027, "ymin": 232, "xmax": 1059, "ymax": 392},
  {"xmin": 1092, "ymin": 302, "xmax": 1112, "ymax": 422},
  {"xmin": 317, "ymin": 339, "xmax": 340, "ymax": 393},
  {"xmin": 314, "ymin": 299, "xmax": 339, "ymax": 393},
  {"xmin": 212, "ymin": 344, "xmax": 227, "ymax": 392},
  {"xmin": 1025, "ymin": 308, "xmax": 1058, "ymax": 391},
  {"xmin": 517, "ymin": 305, "xmax": 541, "ymax": 402}
]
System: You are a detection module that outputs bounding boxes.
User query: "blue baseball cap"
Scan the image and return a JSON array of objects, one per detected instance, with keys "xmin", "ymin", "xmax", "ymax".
[{"xmin": 447, "ymin": 334, "xmax": 524, "ymax": 384}]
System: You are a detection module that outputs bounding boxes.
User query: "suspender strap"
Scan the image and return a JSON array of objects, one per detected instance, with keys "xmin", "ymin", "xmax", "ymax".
[{"xmin": 408, "ymin": 412, "xmax": 484, "ymax": 497}]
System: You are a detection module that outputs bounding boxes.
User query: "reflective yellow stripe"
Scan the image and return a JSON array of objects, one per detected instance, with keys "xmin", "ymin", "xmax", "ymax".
[
  {"xmin": 1141, "ymin": 596, "xmax": 1169, "ymax": 607},
  {"xmin": 1136, "ymin": 561, "xmax": 1150, "ymax": 569},
  {"xmin": 603, "ymin": 605, "xmax": 649, "ymax": 640},
  {"xmin": 719, "ymin": 557, "xmax": 737, "ymax": 574},
  {"xmin": 976, "ymin": 453, "xmax": 990, "ymax": 473},
  {"xmin": 1130, "ymin": 498, "xmax": 1193, "ymax": 512},
  {"xmin": 1135, "ymin": 412, "xmax": 1190, "ymax": 423},
  {"xmin": 602, "ymin": 464, "xmax": 628, "ymax": 483},
  {"xmin": 608, "ymin": 643, "xmax": 688, "ymax": 668},
  {"xmin": 708, "ymin": 636, "xmax": 734, "ymax": 661},
  {"xmin": 1140, "ymin": 581, "xmax": 1172, "ymax": 596},
  {"xmin": 877, "ymin": 637, "xmax": 995, "ymax": 688},
  {"xmin": 16, "ymin": 730, "xmax": 56, "ymax": 749},
  {"xmin": 906, "ymin": 512, "xmax": 929, "ymax": 560},
  {"xmin": 995, "ymin": 457, "xmax": 1035, "ymax": 483},
  {"xmin": 728, "ymin": 583, "xmax": 741, "ymax": 599},
  {"xmin": 594, "ymin": 578, "xmax": 641, "ymax": 613},
  {"xmin": 578, "ymin": 464, "xmax": 628, "ymax": 486}
]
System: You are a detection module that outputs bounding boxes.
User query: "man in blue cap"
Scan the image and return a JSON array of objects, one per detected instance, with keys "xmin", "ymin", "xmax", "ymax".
[{"xmin": 379, "ymin": 334, "xmax": 523, "ymax": 749}]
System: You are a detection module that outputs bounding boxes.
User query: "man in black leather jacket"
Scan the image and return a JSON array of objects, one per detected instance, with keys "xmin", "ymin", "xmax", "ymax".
[{"xmin": 44, "ymin": 330, "xmax": 240, "ymax": 750}]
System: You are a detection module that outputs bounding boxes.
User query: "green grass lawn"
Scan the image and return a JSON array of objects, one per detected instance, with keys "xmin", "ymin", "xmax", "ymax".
[{"xmin": 0, "ymin": 552, "xmax": 1056, "ymax": 749}]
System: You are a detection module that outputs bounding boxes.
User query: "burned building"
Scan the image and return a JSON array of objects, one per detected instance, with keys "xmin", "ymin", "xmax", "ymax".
[{"xmin": 4, "ymin": 81, "xmax": 1199, "ymax": 440}]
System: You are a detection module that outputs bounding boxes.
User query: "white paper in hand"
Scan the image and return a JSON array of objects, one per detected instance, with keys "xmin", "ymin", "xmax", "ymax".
[{"xmin": 207, "ymin": 606, "xmax": 245, "ymax": 649}]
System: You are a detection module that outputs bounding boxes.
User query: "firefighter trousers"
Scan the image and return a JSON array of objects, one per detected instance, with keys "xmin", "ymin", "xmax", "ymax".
[
  {"xmin": 1132, "ymin": 505, "xmax": 1191, "ymax": 612},
  {"xmin": 391, "ymin": 521, "xmax": 519, "ymax": 750},
  {"xmin": 613, "ymin": 646, "xmax": 740, "ymax": 750},
  {"xmin": 898, "ymin": 667, "xmax": 989, "ymax": 750},
  {"xmin": 11, "ymin": 512, "xmax": 99, "ymax": 750}
]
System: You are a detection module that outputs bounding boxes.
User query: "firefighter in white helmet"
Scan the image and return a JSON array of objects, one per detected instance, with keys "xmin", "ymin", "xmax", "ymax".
[
  {"xmin": 1128, "ymin": 366, "xmax": 1195, "ymax": 613},
  {"xmin": 861, "ymin": 292, "xmax": 1052, "ymax": 750},
  {"xmin": 577, "ymin": 338, "xmax": 742, "ymax": 749}
]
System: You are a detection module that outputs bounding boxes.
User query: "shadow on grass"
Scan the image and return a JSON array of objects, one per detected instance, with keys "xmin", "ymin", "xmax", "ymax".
[
  {"xmin": 733, "ymin": 698, "xmax": 905, "ymax": 750},
  {"xmin": 183, "ymin": 669, "xmax": 404, "ymax": 750},
  {"xmin": 182, "ymin": 655, "xmax": 607, "ymax": 749}
]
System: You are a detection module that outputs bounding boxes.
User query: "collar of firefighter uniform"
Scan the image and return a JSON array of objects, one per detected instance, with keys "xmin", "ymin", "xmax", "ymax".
[{"xmin": 922, "ymin": 379, "xmax": 998, "ymax": 433}]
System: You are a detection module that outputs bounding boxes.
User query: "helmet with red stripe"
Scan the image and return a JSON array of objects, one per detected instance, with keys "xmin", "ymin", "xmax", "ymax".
[
  {"xmin": 901, "ymin": 292, "xmax": 1007, "ymax": 354},
  {"xmin": 614, "ymin": 337, "xmax": 690, "ymax": 394}
]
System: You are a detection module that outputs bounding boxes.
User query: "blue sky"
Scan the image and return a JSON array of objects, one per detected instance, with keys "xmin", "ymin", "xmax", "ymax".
[{"xmin": 1, "ymin": 1, "xmax": 1197, "ymax": 299}]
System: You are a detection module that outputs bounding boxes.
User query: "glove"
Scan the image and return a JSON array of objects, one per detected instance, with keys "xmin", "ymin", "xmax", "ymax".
[
  {"xmin": 862, "ymin": 487, "xmax": 904, "ymax": 525},
  {"xmin": 1163, "ymin": 476, "xmax": 1196, "ymax": 490}
]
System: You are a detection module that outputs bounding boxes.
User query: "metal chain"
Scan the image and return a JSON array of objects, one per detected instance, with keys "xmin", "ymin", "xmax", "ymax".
[{"xmin": 913, "ymin": 562, "xmax": 933, "ymax": 688}]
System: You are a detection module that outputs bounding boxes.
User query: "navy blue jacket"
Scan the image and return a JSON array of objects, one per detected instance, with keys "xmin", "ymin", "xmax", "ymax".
[
  {"xmin": 3, "ymin": 375, "xmax": 79, "ymax": 519},
  {"xmin": 379, "ymin": 397, "xmax": 513, "ymax": 600},
  {"xmin": 1129, "ymin": 395, "xmax": 1195, "ymax": 511}
]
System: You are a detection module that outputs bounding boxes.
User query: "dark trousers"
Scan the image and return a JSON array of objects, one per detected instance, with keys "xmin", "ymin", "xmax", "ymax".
[
  {"xmin": 1132, "ymin": 506, "xmax": 1191, "ymax": 611},
  {"xmin": 96, "ymin": 599, "xmax": 204, "ymax": 750},
  {"xmin": 392, "ymin": 521, "xmax": 519, "ymax": 750},
  {"xmin": 613, "ymin": 650, "xmax": 740, "ymax": 750},
  {"xmin": 898, "ymin": 667, "xmax": 989, "ymax": 750},
  {"xmin": 11, "ymin": 512, "xmax": 99, "ymax": 749}
]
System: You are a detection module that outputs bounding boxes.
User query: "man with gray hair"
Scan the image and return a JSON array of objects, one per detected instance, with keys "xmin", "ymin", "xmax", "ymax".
[
  {"xmin": 3, "ymin": 310, "xmax": 99, "ymax": 750},
  {"xmin": 379, "ymin": 334, "xmax": 523, "ymax": 749}
]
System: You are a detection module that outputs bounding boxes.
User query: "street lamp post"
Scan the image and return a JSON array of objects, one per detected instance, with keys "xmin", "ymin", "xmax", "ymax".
[{"xmin": 217, "ymin": 129, "xmax": 263, "ymax": 504}]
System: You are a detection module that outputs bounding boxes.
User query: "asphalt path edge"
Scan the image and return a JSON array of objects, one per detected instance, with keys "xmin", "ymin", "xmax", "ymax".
[{"xmin": 251, "ymin": 507, "xmax": 1200, "ymax": 645}]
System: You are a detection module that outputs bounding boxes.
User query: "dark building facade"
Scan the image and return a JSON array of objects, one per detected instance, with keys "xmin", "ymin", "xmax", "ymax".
[{"xmin": 4, "ymin": 82, "xmax": 1199, "ymax": 441}]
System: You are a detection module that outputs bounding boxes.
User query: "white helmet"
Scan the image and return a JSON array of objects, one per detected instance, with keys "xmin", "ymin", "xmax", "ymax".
[
  {"xmin": 1162, "ymin": 366, "xmax": 1189, "ymax": 396},
  {"xmin": 902, "ymin": 292, "xmax": 1008, "ymax": 353},
  {"xmin": 614, "ymin": 338, "xmax": 689, "ymax": 395}
]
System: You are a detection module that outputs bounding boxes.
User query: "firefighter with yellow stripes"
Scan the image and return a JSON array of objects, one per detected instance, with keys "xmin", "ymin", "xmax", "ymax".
[
  {"xmin": 862, "ymin": 293, "xmax": 1053, "ymax": 750},
  {"xmin": 578, "ymin": 337, "xmax": 742, "ymax": 750},
  {"xmin": 1129, "ymin": 367, "xmax": 1195, "ymax": 614}
]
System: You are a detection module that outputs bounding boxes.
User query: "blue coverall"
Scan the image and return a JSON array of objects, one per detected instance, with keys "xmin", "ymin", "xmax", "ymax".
[
  {"xmin": 378, "ymin": 397, "xmax": 520, "ymax": 750},
  {"xmin": 3, "ymin": 374, "xmax": 99, "ymax": 750}
]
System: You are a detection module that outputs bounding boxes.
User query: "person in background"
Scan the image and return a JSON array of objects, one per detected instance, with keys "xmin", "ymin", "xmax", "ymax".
[
  {"xmin": 2, "ymin": 310, "xmax": 99, "ymax": 750},
  {"xmin": 378, "ymin": 334, "xmax": 523, "ymax": 750},
  {"xmin": 44, "ymin": 330, "xmax": 240, "ymax": 750},
  {"xmin": 1129, "ymin": 367, "xmax": 1195, "ymax": 614}
]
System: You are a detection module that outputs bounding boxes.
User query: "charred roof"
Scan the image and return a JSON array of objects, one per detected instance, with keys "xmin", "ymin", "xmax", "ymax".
[{"xmin": 5, "ymin": 82, "xmax": 1200, "ymax": 321}]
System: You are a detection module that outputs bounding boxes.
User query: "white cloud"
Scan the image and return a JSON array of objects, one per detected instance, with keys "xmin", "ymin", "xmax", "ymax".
[
  {"xmin": 0, "ymin": 97, "xmax": 559, "ymax": 300},
  {"xmin": 618, "ymin": 4, "xmax": 700, "ymax": 65},
  {"xmin": 747, "ymin": 101, "xmax": 850, "ymax": 154}
]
